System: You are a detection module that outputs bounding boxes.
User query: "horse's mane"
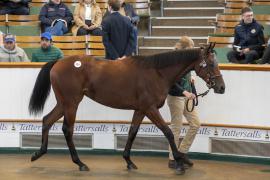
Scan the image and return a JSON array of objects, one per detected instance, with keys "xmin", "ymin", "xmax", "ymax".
[{"xmin": 131, "ymin": 48, "xmax": 201, "ymax": 69}]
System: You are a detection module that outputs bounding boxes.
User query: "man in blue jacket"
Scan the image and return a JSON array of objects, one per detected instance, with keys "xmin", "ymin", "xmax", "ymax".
[
  {"xmin": 39, "ymin": 0, "xmax": 73, "ymax": 36},
  {"xmin": 0, "ymin": 0, "xmax": 31, "ymax": 15},
  {"xmin": 227, "ymin": 7, "xmax": 265, "ymax": 64},
  {"xmin": 102, "ymin": 0, "xmax": 135, "ymax": 60}
]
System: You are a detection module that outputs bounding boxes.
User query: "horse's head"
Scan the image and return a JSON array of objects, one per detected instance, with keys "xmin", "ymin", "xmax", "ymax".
[{"xmin": 194, "ymin": 43, "xmax": 225, "ymax": 94}]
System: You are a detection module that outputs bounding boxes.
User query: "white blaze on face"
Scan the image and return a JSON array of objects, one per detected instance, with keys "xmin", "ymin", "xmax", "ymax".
[{"xmin": 74, "ymin": 61, "xmax": 82, "ymax": 68}]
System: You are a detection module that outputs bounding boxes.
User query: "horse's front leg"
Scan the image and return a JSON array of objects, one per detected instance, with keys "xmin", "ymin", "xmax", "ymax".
[
  {"xmin": 123, "ymin": 110, "xmax": 144, "ymax": 170},
  {"xmin": 145, "ymin": 106, "xmax": 185, "ymax": 175}
]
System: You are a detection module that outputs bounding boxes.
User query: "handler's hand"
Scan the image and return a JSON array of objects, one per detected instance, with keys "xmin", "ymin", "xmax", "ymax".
[{"xmin": 183, "ymin": 91, "xmax": 196, "ymax": 100}]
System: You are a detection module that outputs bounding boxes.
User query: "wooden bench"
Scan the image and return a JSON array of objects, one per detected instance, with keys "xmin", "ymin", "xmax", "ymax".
[
  {"xmin": 212, "ymin": 13, "xmax": 270, "ymax": 35},
  {"xmin": 15, "ymin": 35, "xmax": 105, "ymax": 58},
  {"xmin": 208, "ymin": 36, "xmax": 234, "ymax": 47},
  {"xmin": 252, "ymin": 0, "xmax": 270, "ymax": 5}
]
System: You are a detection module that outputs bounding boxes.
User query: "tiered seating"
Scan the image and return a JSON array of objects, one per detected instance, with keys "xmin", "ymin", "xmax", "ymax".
[
  {"xmin": 212, "ymin": 14, "xmax": 270, "ymax": 35},
  {"xmin": 53, "ymin": 35, "xmax": 104, "ymax": 57},
  {"xmin": 15, "ymin": 35, "xmax": 105, "ymax": 59},
  {"xmin": 0, "ymin": 14, "xmax": 40, "ymax": 35},
  {"xmin": 252, "ymin": 0, "xmax": 270, "ymax": 5},
  {"xmin": 224, "ymin": 0, "xmax": 251, "ymax": 14},
  {"xmin": 29, "ymin": 0, "xmax": 150, "ymax": 17}
]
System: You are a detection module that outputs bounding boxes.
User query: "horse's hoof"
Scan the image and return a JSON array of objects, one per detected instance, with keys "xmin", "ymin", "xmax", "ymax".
[
  {"xmin": 79, "ymin": 165, "xmax": 90, "ymax": 171},
  {"xmin": 31, "ymin": 151, "xmax": 43, "ymax": 162},
  {"xmin": 127, "ymin": 163, "xmax": 138, "ymax": 170}
]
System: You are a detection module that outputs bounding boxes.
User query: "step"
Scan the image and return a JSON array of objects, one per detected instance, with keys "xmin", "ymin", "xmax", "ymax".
[
  {"xmin": 165, "ymin": 0, "xmax": 222, "ymax": 8},
  {"xmin": 151, "ymin": 26, "xmax": 215, "ymax": 36},
  {"xmin": 151, "ymin": 17, "xmax": 216, "ymax": 26},
  {"xmin": 163, "ymin": 7, "xmax": 224, "ymax": 17},
  {"xmin": 138, "ymin": 36, "xmax": 207, "ymax": 47},
  {"xmin": 138, "ymin": 47, "xmax": 174, "ymax": 56}
]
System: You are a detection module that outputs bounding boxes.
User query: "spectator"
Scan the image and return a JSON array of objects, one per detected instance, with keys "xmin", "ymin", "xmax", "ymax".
[
  {"xmin": 227, "ymin": 7, "xmax": 265, "ymax": 64},
  {"xmin": 102, "ymin": 0, "xmax": 135, "ymax": 60},
  {"xmin": 32, "ymin": 32, "xmax": 63, "ymax": 62},
  {"xmin": 0, "ymin": 0, "xmax": 31, "ymax": 15},
  {"xmin": 167, "ymin": 36, "xmax": 200, "ymax": 169},
  {"xmin": 72, "ymin": 0, "xmax": 102, "ymax": 36},
  {"xmin": 39, "ymin": 0, "xmax": 73, "ymax": 36},
  {"xmin": 104, "ymin": 0, "xmax": 139, "ymax": 53},
  {"xmin": 0, "ymin": 33, "xmax": 29, "ymax": 62}
]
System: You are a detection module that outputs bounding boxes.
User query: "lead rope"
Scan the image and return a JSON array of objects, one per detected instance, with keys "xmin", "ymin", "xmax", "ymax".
[{"xmin": 186, "ymin": 83, "xmax": 210, "ymax": 112}]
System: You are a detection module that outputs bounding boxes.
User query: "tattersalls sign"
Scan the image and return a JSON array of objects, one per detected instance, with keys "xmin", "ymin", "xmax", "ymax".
[
  {"xmin": 0, "ymin": 123, "xmax": 7, "ymax": 131},
  {"xmin": 0, "ymin": 122, "xmax": 269, "ymax": 152}
]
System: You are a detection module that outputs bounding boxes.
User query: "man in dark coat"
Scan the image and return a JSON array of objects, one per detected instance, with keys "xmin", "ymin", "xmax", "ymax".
[
  {"xmin": 0, "ymin": 0, "xmax": 31, "ymax": 15},
  {"xmin": 103, "ymin": 0, "xmax": 139, "ymax": 54},
  {"xmin": 101, "ymin": 0, "xmax": 135, "ymax": 60},
  {"xmin": 227, "ymin": 7, "xmax": 265, "ymax": 64},
  {"xmin": 39, "ymin": 0, "xmax": 73, "ymax": 36}
]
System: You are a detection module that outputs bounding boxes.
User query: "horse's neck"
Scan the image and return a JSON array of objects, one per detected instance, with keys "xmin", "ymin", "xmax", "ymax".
[{"xmin": 159, "ymin": 61, "xmax": 195, "ymax": 86}]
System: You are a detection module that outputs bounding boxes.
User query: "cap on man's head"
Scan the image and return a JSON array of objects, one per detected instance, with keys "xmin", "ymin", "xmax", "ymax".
[
  {"xmin": 241, "ymin": 7, "xmax": 253, "ymax": 15},
  {"xmin": 41, "ymin": 32, "xmax": 52, "ymax": 40},
  {"xmin": 4, "ymin": 34, "xmax": 15, "ymax": 43}
]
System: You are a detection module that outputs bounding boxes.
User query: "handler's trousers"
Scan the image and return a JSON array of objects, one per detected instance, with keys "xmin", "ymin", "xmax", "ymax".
[{"xmin": 167, "ymin": 95, "xmax": 200, "ymax": 160}]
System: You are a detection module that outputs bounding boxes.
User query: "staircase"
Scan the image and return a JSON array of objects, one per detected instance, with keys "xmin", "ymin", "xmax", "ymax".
[{"xmin": 138, "ymin": 0, "xmax": 224, "ymax": 55}]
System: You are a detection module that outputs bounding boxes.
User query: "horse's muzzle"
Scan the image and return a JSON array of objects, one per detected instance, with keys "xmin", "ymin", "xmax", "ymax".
[{"xmin": 214, "ymin": 84, "xmax": 225, "ymax": 94}]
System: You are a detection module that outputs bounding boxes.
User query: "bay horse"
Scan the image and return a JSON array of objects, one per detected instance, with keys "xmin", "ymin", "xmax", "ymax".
[{"xmin": 29, "ymin": 43, "xmax": 225, "ymax": 175}]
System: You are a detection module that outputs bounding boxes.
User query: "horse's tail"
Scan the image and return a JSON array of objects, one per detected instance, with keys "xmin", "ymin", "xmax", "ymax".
[{"xmin": 29, "ymin": 60, "xmax": 58, "ymax": 116}]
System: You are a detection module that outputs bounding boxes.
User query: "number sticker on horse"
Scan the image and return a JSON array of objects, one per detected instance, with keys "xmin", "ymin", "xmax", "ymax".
[{"xmin": 74, "ymin": 61, "xmax": 82, "ymax": 68}]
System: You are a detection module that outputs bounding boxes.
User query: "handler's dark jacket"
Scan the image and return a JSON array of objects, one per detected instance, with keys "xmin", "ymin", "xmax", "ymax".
[
  {"xmin": 233, "ymin": 19, "xmax": 265, "ymax": 51},
  {"xmin": 39, "ymin": 1, "xmax": 73, "ymax": 29},
  {"xmin": 169, "ymin": 73, "xmax": 192, "ymax": 97}
]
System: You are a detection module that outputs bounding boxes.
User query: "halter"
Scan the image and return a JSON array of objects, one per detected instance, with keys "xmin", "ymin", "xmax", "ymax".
[{"xmin": 185, "ymin": 52, "xmax": 222, "ymax": 112}]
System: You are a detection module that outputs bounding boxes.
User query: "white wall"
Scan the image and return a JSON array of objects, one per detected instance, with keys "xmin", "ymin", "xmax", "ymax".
[{"xmin": 0, "ymin": 68, "xmax": 269, "ymax": 127}]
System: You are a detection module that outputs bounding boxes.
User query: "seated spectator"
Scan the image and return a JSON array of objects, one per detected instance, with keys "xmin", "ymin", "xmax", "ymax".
[
  {"xmin": 32, "ymin": 32, "xmax": 63, "ymax": 62},
  {"xmin": 39, "ymin": 0, "xmax": 73, "ymax": 36},
  {"xmin": 0, "ymin": 33, "xmax": 29, "ymax": 62},
  {"xmin": 104, "ymin": 0, "xmax": 139, "ymax": 54},
  {"xmin": 72, "ymin": 0, "xmax": 102, "ymax": 36},
  {"xmin": 258, "ymin": 39, "xmax": 270, "ymax": 64},
  {"xmin": 227, "ymin": 7, "xmax": 265, "ymax": 64},
  {"xmin": 102, "ymin": 0, "xmax": 135, "ymax": 60},
  {"xmin": 0, "ymin": 0, "xmax": 31, "ymax": 15}
]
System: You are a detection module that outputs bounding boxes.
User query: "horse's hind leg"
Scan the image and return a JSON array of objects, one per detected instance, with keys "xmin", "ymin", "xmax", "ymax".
[
  {"xmin": 31, "ymin": 104, "xmax": 63, "ymax": 161},
  {"xmin": 62, "ymin": 105, "xmax": 89, "ymax": 171},
  {"xmin": 123, "ymin": 110, "xmax": 144, "ymax": 170},
  {"xmin": 145, "ymin": 107, "xmax": 185, "ymax": 175}
]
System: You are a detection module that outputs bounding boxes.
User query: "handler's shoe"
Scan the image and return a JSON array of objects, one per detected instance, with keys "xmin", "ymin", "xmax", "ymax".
[
  {"xmin": 182, "ymin": 154, "xmax": 193, "ymax": 167},
  {"xmin": 168, "ymin": 160, "xmax": 176, "ymax": 169},
  {"xmin": 168, "ymin": 155, "xmax": 193, "ymax": 169}
]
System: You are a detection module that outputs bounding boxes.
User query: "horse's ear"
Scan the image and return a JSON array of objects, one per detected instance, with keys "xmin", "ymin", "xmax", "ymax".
[
  {"xmin": 210, "ymin": 42, "xmax": 216, "ymax": 52},
  {"xmin": 206, "ymin": 43, "xmax": 212, "ymax": 53}
]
